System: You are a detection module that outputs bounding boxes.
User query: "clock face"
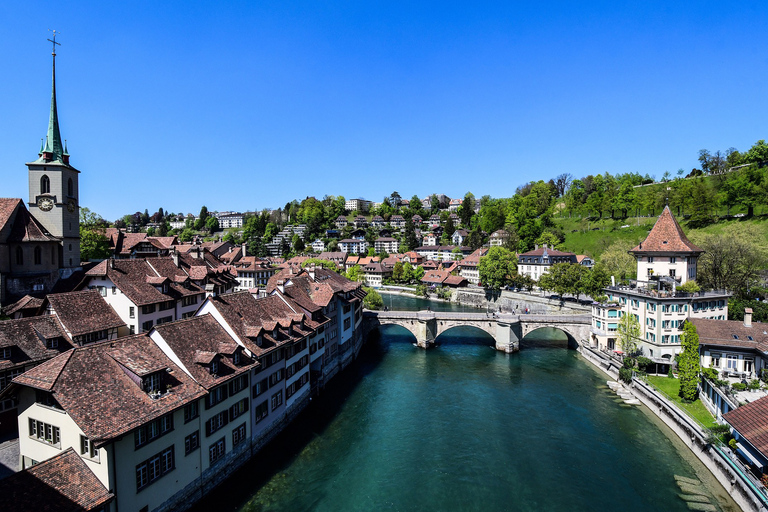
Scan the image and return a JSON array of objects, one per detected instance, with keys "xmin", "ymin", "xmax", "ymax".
[
  {"xmin": 67, "ymin": 199, "xmax": 76, "ymax": 213},
  {"xmin": 37, "ymin": 197, "xmax": 54, "ymax": 212}
]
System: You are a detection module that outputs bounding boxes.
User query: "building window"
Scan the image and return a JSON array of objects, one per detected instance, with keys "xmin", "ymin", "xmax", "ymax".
[
  {"xmin": 29, "ymin": 419, "xmax": 60, "ymax": 447},
  {"xmin": 67, "ymin": 178, "xmax": 73, "ymax": 197},
  {"xmin": 80, "ymin": 435, "xmax": 99, "ymax": 460},
  {"xmin": 205, "ymin": 411, "xmax": 229, "ymax": 437},
  {"xmin": 134, "ymin": 413, "xmax": 174, "ymax": 449},
  {"xmin": 15, "ymin": 247, "xmax": 23, "ymax": 265},
  {"xmin": 129, "ymin": 306, "xmax": 135, "ymax": 318},
  {"xmin": 229, "ymin": 398, "xmax": 249, "ymax": 421},
  {"xmin": 142, "ymin": 373, "xmax": 162, "ymax": 393},
  {"xmin": 141, "ymin": 320, "xmax": 153, "ymax": 332},
  {"xmin": 252, "ymin": 377, "xmax": 269, "ymax": 398},
  {"xmin": 271, "ymin": 390, "xmax": 283, "ymax": 410},
  {"xmin": 229, "ymin": 375, "xmax": 248, "ymax": 395},
  {"xmin": 206, "ymin": 385, "xmax": 228, "ymax": 409},
  {"xmin": 209, "ymin": 438, "xmax": 226, "ymax": 465},
  {"xmin": 184, "ymin": 401, "xmax": 199, "ymax": 423},
  {"xmin": 184, "ymin": 431, "xmax": 200, "ymax": 455},
  {"xmin": 254, "ymin": 401, "xmax": 269, "ymax": 424},
  {"xmin": 232, "ymin": 423, "xmax": 247, "ymax": 448},
  {"xmin": 142, "ymin": 304, "xmax": 156, "ymax": 315},
  {"xmin": 40, "ymin": 175, "xmax": 50, "ymax": 194},
  {"xmin": 344, "ymin": 318, "xmax": 351, "ymax": 330},
  {"xmin": 136, "ymin": 447, "xmax": 174, "ymax": 491},
  {"xmin": 269, "ymin": 369, "xmax": 284, "ymax": 387},
  {"xmin": 1, "ymin": 347, "xmax": 12, "ymax": 360},
  {"xmin": 34, "ymin": 246, "xmax": 42, "ymax": 265}
]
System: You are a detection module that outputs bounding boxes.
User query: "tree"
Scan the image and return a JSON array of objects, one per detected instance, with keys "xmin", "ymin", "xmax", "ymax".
[
  {"xmin": 534, "ymin": 231, "xmax": 562, "ymax": 250},
  {"xmin": 412, "ymin": 265, "xmax": 425, "ymax": 283},
  {"xmin": 363, "ymin": 287, "xmax": 383, "ymax": 310},
  {"xmin": 598, "ymin": 241, "xmax": 637, "ymax": 281},
  {"xmin": 194, "ymin": 206, "xmax": 209, "ymax": 230},
  {"xmin": 402, "ymin": 217, "xmax": 418, "ymax": 251},
  {"xmin": 205, "ymin": 216, "xmax": 219, "ymax": 233},
  {"xmin": 466, "ymin": 230, "xmax": 484, "ymax": 250},
  {"xmin": 689, "ymin": 226, "xmax": 768, "ymax": 298},
  {"xmin": 537, "ymin": 263, "xmax": 583, "ymax": 298},
  {"xmin": 79, "ymin": 208, "xmax": 110, "ymax": 261},
  {"xmin": 392, "ymin": 261, "xmax": 404, "ymax": 283},
  {"xmin": 554, "ymin": 173, "xmax": 573, "ymax": 198},
  {"xmin": 579, "ymin": 266, "xmax": 610, "ymax": 300},
  {"xmin": 458, "ymin": 192, "xmax": 476, "ymax": 227},
  {"xmin": 346, "ymin": 265, "xmax": 364, "ymax": 282},
  {"xmin": 478, "ymin": 247, "xmax": 517, "ymax": 290},
  {"xmin": 678, "ymin": 321, "xmax": 701, "ymax": 401},
  {"xmin": 617, "ymin": 312, "xmax": 641, "ymax": 355},
  {"xmin": 179, "ymin": 228, "xmax": 195, "ymax": 242},
  {"xmin": 721, "ymin": 165, "xmax": 766, "ymax": 217}
]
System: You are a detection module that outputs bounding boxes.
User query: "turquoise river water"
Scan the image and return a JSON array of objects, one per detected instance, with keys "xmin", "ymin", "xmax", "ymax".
[{"xmin": 191, "ymin": 294, "xmax": 738, "ymax": 512}]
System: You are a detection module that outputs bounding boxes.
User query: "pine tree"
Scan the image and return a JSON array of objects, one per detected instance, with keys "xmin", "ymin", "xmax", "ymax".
[{"xmin": 678, "ymin": 321, "xmax": 701, "ymax": 401}]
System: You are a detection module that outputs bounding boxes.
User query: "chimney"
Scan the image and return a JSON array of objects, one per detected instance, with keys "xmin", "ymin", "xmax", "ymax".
[
  {"xmin": 535, "ymin": 244, "xmax": 539, "ymax": 250},
  {"xmin": 308, "ymin": 264, "xmax": 316, "ymax": 281},
  {"xmin": 745, "ymin": 308, "xmax": 753, "ymax": 328},
  {"xmin": 109, "ymin": 258, "xmax": 115, "ymax": 270},
  {"xmin": 171, "ymin": 249, "xmax": 179, "ymax": 268},
  {"xmin": 611, "ymin": 275, "xmax": 615, "ymax": 287},
  {"xmin": 276, "ymin": 280, "xmax": 285, "ymax": 293},
  {"xmin": 543, "ymin": 244, "xmax": 548, "ymax": 250},
  {"xmin": 241, "ymin": 243, "xmax": 246, "ymax": 258}
]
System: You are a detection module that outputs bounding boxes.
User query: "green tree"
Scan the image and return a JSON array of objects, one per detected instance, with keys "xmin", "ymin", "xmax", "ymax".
[
  {"xmin": 402, "ymin": 262, "xmax": 415, "ymax": 283},
  {"xmin": 458, "ymin": 192, "xmax": 476, "ymax": 227},
  {"xmin": 579, "ymin": 266, "xmax": 611, "ymax": 299},
  {"xmin": 537, "ymin": 263, "xmax": 583, "ymax": 298},
  {"xmin": 598, "ymin": 240, "xmax": 637, "ymax": 281},
  {"xmin": 79, "ymin": 207, "xmax": 110, "ymax": 261},
  {"xmin": 617, "ymin": 313, "xmax": 641, "ymax": 355},
  {"xmin": 478, "ymin": 247, "xmax": 517, "ymax": 290},
  {"xmin": 392, "ymin": 261, "xmax": 404, "ymax": 283},
  {"xmin": 346, "ymin": 265, "xmax": 364, "ymax": 282},
  {"xmin": 205, "ymin": 216, "xmax": 219, "ymax": 233},
  {"xmin": 363, "ymin": 287, "xmax": 383, "ymax": 310},
  {"xmin": 178, "ymin": 228, "xmax": 195, "ymax": 242},
  {"xmin": 194, "ymin": 206, "xmax": 209, "ymax": 230},
  {"xmin": 412, "ymin": 265, "xmax": 425, "ymax": 283},
  {"xmin": 678, "ymin": 321, "xmax": 701, "ymax": 401},
  {"xmin": 402, "ymin": 218, "xmax": 418, "ymax": 251}
]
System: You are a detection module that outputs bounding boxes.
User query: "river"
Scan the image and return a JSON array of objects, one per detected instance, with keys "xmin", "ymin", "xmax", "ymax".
[{"xmin": 190, "ymin": 296, "xmax": 738, "ymax": 512}]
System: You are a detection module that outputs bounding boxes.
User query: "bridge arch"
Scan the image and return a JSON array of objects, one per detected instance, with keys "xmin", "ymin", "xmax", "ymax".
[
  {"xmin": 435, "ymin": 319, "xmax": 497, "ymax": 340},
  {"xmin": 434, "ymin": 323, "xmax": 496, "ymax": 346}
]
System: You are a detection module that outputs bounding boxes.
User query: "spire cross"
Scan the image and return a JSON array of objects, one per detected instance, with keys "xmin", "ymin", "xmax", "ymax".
[{"xmin": 47, "ymin": 29, "xmax": 61, "ymax": 56}]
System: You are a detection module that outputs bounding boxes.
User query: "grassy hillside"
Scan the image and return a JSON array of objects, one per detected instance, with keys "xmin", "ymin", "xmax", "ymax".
[{"xmin": 556, "ymin": 213, "xmax": 768, "ymax": 261}]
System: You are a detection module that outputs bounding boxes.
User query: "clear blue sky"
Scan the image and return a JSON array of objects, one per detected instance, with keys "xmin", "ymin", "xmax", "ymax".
[{"xmin": 1, "ymin": 1, "xmax": 766, "ymax": 221}]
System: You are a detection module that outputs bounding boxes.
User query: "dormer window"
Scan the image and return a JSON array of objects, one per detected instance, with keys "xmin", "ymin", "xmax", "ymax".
[
  {"xmin": 46, "ymin": 337, "xmax": 60, "ymax": 350},
  {"xmin": 233, "ymin": 351, "xmax": 241, "ymax": 366},
  {"xmin": 143, "ymin": 372, "xmax": 162, "ymax": 393},
  {"xmin": 273, "ymin": 328, "xmax": 278, "ymax": 339},
  {"xmin": 732, "ymin": 335, "xmax": 739, "ymax": 340},
  {"xmin": 210, "ymin": 360, "xmax": 219, "ymax": 375},
  {"xmin": 0, "ymin": 347, "xmax": 11, "ymax": 360}
]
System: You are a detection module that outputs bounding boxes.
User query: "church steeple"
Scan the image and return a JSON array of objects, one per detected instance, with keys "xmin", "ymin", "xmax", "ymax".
[{"xmin": 38, "ymin": 31, "xmax": 68, "ymax": 165}]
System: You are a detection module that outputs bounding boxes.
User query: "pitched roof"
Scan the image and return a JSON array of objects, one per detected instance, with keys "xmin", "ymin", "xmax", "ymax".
[
  {"xmin": 688, "ymin": 318, "xmax": 768, "ymax": 351},
  {"xmin": 2, "ymin": 294, "xmax": 44, "ymax": 317},
  {"xmin": 0, "ymin": 198, "xmax": 22, "ymax": 234},
  {"xmin": 724, "ymin": 395, "xmax": 768, "ymax": 458},
  {"xmin": 0, "ymin": 448, "xmax": 113, "ymax": 512},
  {"xmin": 12, "ymin": 334, "xmax": 206, "ymax": 443},
  {"xmin": 631, "ymin": 206, "xmax": 703, "ymax": 254},
  {"xmin": 45, "ymin": 290, "xmax": 125, "ymax": 337},
  {"xmin": 7, "ymin": 204, "xmax": 59, "ymax": 243},
  {"xmin": 518, "ymin": 247, "xmax": 575, "ymax": 257},
  {"xmin": 151, "ymin": 314, "xmax": 253, "ymax": 388},
  {"xmin": 0, "ymin": 316, "xmax": 73, "ymax": 372}
]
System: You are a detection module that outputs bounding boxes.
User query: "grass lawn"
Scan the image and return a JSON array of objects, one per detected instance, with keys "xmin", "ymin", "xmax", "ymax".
[{"xmin": 646, "ymin": 375, "xmax": 716, "ymax": 429}]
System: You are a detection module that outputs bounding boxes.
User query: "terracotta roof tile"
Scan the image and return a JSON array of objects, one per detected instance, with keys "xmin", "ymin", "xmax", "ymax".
[
  {"xmin": 724, "ymin": 395, "xmax": 768, "ymax": 458},
  {"xmin": 2, "ymin": 294, "xmax": 44, "ymax": 317},
  {"xmin": 0, "ymin": 316, "xmax": 73, "ymax": 373},
  {"xmin": 0, "ymin": 447, "xmax": 113, "ymax": 512},
  {"xmin": 631, "ymin": 206, "xmax": 703, "ymax": 254},
  {"xmin": 45, "ymin": 290, "xmax": 125, "ymax": 337}
]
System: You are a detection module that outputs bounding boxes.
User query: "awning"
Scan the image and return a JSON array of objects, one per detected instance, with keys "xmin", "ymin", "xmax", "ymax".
[{"xmin": 736, "ymin": 442, "xmax": 766, "ymax": 469}]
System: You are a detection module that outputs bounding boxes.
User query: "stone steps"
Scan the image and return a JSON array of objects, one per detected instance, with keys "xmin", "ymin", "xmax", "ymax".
[
  {"xmin": 675, "ymin": 475, "xmax": 718, "ymax": 511},
  {"xmin": 606, "ymin": 381, "xmax": 641, "ymax": 406}
]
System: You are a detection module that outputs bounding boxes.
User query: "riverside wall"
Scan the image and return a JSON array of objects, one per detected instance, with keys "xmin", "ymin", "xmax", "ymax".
[
  {"xmin": 579, "ymin": 345, "xmax": 768, "ymax": 512},
  {"xmin": 453, "ymin": 287, "xmax": 591, "ymax": 315}
]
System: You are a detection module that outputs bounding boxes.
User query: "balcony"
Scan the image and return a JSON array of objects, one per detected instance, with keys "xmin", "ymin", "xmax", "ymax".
[{"xmin": 604, "ymin": 282, "xmax": 729, "ymax": 300}]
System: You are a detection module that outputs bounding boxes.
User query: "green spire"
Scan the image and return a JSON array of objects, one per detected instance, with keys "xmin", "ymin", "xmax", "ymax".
[{"xmin": 38, "ymin": 32, "xmax": 66, "ymax": 164}]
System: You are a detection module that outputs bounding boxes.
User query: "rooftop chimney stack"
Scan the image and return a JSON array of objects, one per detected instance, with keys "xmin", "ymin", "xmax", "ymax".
[
  {"xmin": 276, "ymin": 280, "xmax": 285, "ymax": 293},
  {"xmin": 745, "ymin": 308, "xmax": 753, "ymax": 328}
]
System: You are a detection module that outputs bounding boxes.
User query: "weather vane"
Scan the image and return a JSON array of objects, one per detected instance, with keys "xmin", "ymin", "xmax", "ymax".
[{"xmin": 47, "ymin": 29, "xmax": 61, "ymax": 55}]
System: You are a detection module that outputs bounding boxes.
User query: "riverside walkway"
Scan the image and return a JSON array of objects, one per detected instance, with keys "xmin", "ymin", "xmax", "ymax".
[{"xmin": 362, "ymin": 310, "xmax": 591, "ymax": 352}]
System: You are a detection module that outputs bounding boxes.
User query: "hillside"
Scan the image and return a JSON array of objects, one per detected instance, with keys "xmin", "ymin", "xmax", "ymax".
[{"xmin": 556, "ymin": 213, "xmax": 768, "ymax": 261}]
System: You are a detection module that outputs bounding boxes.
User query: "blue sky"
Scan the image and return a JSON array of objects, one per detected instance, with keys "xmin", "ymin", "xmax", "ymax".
[{"xmin": 1, "ymin": 1, "xmax": 766, "ymax": 221}]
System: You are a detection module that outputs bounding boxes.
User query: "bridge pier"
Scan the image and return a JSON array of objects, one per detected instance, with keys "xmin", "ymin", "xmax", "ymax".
[
  {"xmin": 494, "ymin": 317, "xmax": 521, "ymax": 353},
  {"xmin": 415, "ymin": 312, "xmax": 437, "ymax": 349}
]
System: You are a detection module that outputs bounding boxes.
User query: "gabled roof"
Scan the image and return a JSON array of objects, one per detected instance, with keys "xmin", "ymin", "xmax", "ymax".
[
  {"xmin": 688, "ymin": 318, "xmax": 768, "ymax": 351},
  {"xmin": 2, "ymin": 294, "xmax": 44, "ymax": 317},
  {"xmin": 0, "ymin": 448, "xmax": 113, "ymax": 512},
  {"xmin": 12, "ymin": 334, "xmax": 205, "ymax": 444},
  {"xmin": 631, "ymin": 206, "xmax": 703, "ymax": 254},
  {"xmin": 0, "ymin": 198, "xmax": 23, "ymax": 235},
  {"xmin": 45, "ymin": 290, "xmax": 125, "ymax": 337},
  {"xmin": 151, "ymin": 314, "xmax": 253, "ymax": 389},
  {"xmin": 0, "ymin": 316, "xmax": 73, "ymax": 372},
  {"xmin": 724, "ymin": 395, "xmax": 768, "ymax": 458},
  {"xmin": 7, "ymin": 203, "xmax": 59, "ymax": 243}
]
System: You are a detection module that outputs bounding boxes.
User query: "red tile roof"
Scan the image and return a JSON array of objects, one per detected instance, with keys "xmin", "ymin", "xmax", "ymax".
[
  {"xmin": 688, "ymin": 318, "xmax": 768, "ymax": 351},
  {"xmin": 0, "ymin": 448, "xmax": 113, "ymax": 512},
  {"xmin": 2, "ymin": 294, "xmax": 44, "ymax": 317},
  {"xmin": 0, "ymin": 316, "xmax": 73, "ymax": 373},
  {"xmin": 0, "ymin": 198, "xmax": 22, "ymax": 234},
  {"xmin": 724, "ymin": 395, "xmax": 768, "ymax": 458},
  {"xmin": 12, "ymin": 334, "xmax": 206, "ymax": 444},
  {"xmin": 45, "ymin": 290, "xmax": 125, "ymax": 337},
  {"xmin": 631, "ymin": 206, "xmax": 702, "ymax": 254}
]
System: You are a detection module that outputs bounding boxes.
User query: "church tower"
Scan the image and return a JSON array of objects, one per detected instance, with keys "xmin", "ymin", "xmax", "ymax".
[{"xmin": 26, "ymin": 32, "xmax": 80, "ymax": 269}]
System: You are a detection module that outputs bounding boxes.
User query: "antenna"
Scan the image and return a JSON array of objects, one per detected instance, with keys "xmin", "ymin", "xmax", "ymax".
[{"xmin": 47, "ymin": 29, "xmax": 61, "ymax": 55}]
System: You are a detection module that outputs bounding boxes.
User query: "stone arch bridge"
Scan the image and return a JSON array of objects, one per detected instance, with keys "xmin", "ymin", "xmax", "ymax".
[{"xmin": 362, "ymin": 310, "xmax": 592, "ymax": 353}]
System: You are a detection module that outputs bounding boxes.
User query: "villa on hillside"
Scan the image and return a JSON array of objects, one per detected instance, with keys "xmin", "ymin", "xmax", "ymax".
[{"xmin": 590, "ymin": 206, "xmax": 731, "ymax": 360}]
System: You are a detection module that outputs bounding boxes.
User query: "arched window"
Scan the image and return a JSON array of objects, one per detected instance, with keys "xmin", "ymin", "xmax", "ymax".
[
  {"xmin": 68, "ymin": 178, "xmax": 73, "ymax": 197},
  {"xmin": 15, "ymin": 247, "xmax": 23, "ymax": 265},
  {"xmin": 40, "ymin": 175, "xmax": 50, "ymax": 194},
  {"xmin": 34, "ymin": 246, "xmax": 42, "ymax": 265}
]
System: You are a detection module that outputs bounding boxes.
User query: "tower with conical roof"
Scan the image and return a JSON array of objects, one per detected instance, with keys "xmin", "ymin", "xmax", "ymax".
[{"xmin": 26, "ymin": 32, "xmax": 80, "ymax": 269}]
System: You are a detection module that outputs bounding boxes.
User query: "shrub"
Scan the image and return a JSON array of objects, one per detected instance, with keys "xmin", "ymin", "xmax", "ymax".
[
  {"xmin": 668, "ymin": 366, "xmax": 675, "ymax": 378},
  {"xmin": 732, "ymin": 382, "xmax": 748, "ymax": 391},
  {"xmin": 701, "ymin": 368, "xmax": 719, "ymax": 380},
  {"xmin": 623, "ymin": 357, "xmax": 636, "ymax": 370},
  {"xmin": 637, "ymin": 357, "xmax": 652, "ymax": 372},
  {"xmin": 749, "ymin": 379, "xmax": 761, "ymax": 390},
  {"xmin": 728, "ymin": 438, "xmax": 738, "ymax": 450},
  {"xmin": 619, "ymin": 367, "xmax": 633, "ymax": 384}
]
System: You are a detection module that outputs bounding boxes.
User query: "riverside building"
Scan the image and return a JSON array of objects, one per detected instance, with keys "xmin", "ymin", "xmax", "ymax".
[{"xmin": 590, "ymin": 206, "xmax": 730, "ymax": 360}]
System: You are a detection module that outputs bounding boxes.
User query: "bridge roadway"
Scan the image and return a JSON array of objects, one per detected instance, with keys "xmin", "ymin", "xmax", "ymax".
[{"xmin": 362, "ymin": 310, "xmax": 592, "ymax": 352}]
